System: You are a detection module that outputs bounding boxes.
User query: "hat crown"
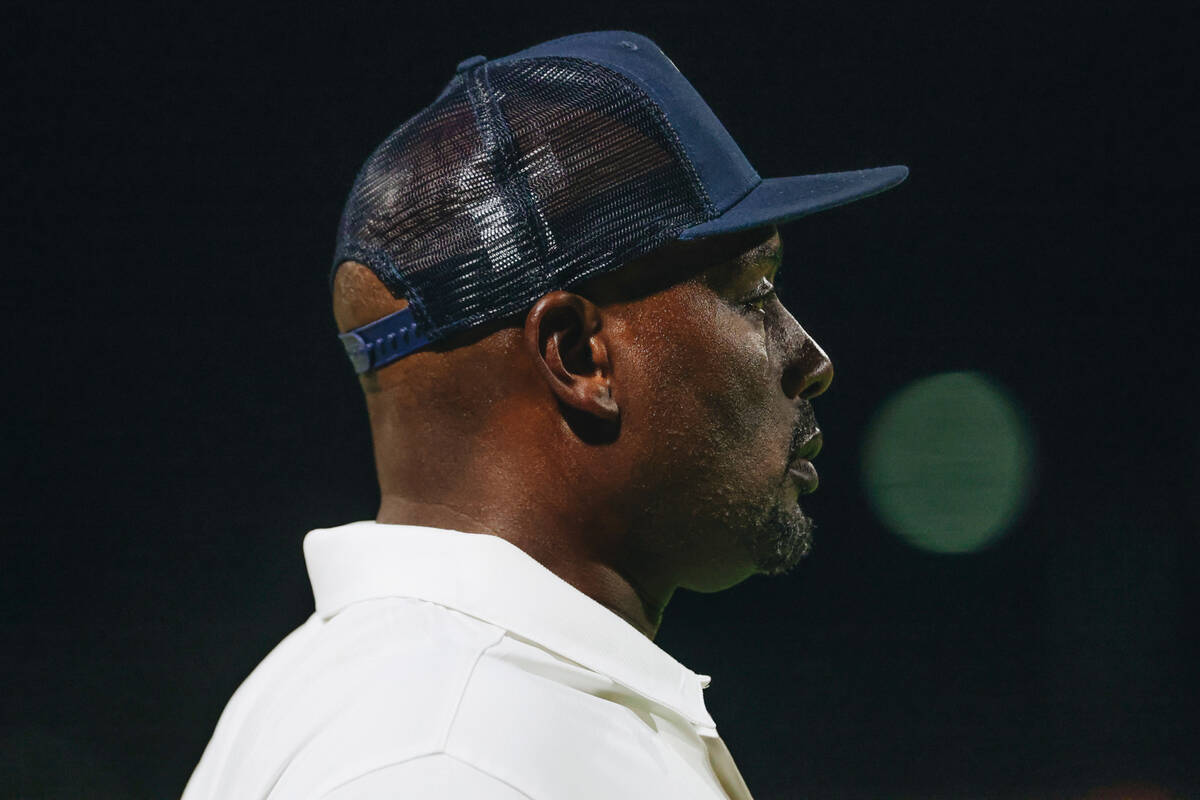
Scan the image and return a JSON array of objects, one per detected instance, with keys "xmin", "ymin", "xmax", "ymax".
[
  {"xmin": 494, "ymin": 31, "xmax": 761, "ymax": 212},
  {"xmin": 333, "ymin": 32, "xmax": 738, "ymax": 343}
]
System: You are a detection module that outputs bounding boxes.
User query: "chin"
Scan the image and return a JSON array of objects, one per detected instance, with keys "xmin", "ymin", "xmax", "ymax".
[{"xmin": 747, "ymin": 499, "xmax": 814, "ymax": 576}]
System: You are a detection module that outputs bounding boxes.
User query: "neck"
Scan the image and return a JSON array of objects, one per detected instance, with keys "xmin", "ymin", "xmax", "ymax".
[{"xmin": 375, "ymin": 491, "xmax": 672, "ymax": 640}]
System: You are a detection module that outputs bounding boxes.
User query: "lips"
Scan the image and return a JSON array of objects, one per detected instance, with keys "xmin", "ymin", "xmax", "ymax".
[
  {"xmin": 793, "ymin": 430, "xmax": 823, "ymax": 462},
  {"xmin": 788, "ymin": 430, "xmax": 822, "ymax": 494}
]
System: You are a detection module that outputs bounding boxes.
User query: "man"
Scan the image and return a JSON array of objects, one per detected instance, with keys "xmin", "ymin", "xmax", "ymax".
[{"xmin": 183, "ymin": 30, "xmax": 906, "ymax": 799}]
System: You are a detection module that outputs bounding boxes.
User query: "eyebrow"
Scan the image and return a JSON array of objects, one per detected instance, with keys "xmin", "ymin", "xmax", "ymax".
[
  {"xmin": 749, "ymin": 241, "xmax": 783, "ymax": 278},
  {"xmin": 704, "ymin": 236, "xmax": 784, "ymax": 292}
]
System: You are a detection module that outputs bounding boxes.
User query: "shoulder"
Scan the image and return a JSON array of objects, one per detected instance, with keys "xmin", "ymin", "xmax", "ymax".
[
  {"xmin": 189, "ymin": 600, "xmax": 714, "ymax": 800},
  {"xmin": 440, "ymin": 635, "xmax": 704, "ymax": 800},
  {"xmin": 187, "ymin": 597, "xmax": 509, "ymax": 799}
]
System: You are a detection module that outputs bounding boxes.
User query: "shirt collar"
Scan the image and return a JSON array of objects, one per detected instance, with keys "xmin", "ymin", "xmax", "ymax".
[{"xmin": 303, "ymin": 520, "xmax": 717, "ymax": 731}]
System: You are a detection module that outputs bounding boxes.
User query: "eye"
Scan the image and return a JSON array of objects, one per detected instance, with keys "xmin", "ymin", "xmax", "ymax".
[{"xmin": 741, "ymin": 281, "xmax": 777, "ymax": 314}]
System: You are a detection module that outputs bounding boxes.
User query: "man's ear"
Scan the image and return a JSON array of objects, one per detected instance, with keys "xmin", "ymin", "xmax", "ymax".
[{"xmin": 524, "ymin": 291, "xmax": 619, "ymax": 421}]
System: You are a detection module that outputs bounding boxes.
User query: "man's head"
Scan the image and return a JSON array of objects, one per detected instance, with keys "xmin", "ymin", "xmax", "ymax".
[
  {"xmin": 333, "ymin": 222, "xmax": 830, "ymax": 596},
  {"xmin": 328, "ymin": 31, "xmax": 903, "ymax": 634}
]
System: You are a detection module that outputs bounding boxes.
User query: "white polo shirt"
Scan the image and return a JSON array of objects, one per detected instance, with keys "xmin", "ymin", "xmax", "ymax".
[{"xmin": 182, "ymin": 521, "xmax": 754, "ymax": 799}]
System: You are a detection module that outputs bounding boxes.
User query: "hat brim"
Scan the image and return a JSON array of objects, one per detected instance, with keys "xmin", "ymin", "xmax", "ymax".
[{"xmin": 677, "ymin": 165, "xmax": 909, "ymax": 241}]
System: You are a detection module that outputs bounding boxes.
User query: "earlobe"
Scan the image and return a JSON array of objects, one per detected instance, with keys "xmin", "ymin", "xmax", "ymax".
[{"xmin": 524, "ymin": 291, "xmax": 620, "ymax": 421}]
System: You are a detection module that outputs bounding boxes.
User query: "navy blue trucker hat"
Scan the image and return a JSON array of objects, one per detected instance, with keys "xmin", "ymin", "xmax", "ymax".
[{"xmin": 333, "ymin": 30, "xmax": 908, "ymax": 375}]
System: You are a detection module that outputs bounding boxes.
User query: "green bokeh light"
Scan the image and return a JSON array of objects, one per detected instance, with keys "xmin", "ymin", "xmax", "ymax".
[{"xmin": 861, "ymin": 371, "xmax": 1034, "ymax": 554}]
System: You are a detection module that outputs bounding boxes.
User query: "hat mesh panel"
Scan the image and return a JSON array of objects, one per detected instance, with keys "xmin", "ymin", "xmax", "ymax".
[{"xmin": 333, "ymin": 57, "xmax": 710, "ymax": 341}]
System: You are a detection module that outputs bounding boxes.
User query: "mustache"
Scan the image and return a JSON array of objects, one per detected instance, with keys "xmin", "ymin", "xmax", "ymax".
[{"xmin": 789, "ymin": 401, "xmax": 819, "ymax": 458}]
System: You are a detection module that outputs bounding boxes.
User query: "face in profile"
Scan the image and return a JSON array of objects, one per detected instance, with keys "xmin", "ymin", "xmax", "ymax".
[{"xmin": 603, "ymin": 225, "xmax": 833, "ymax": 592}]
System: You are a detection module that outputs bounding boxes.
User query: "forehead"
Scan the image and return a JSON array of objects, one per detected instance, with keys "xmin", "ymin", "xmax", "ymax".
[
  {"xmin": 648, "ymin": 224, "xmax": 783, "ymax": 287},
  {"xmin": 696, "ymin": 227, "xmax": 782, "ymax": 287},
  {"xmin": 575, "ymin": 225, "xmax": 782, "ymax": 308}
]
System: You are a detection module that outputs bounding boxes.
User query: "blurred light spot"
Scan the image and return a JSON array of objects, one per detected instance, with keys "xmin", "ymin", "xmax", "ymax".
[{"xmin": 861, "ymin": 371, "xmax": 1034, "ymax": 554}]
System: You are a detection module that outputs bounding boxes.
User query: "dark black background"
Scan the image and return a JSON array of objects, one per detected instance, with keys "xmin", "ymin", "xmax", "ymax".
[{"xmin": 7, "ymin": 2, "xmax": 1197, "ymax": 798}]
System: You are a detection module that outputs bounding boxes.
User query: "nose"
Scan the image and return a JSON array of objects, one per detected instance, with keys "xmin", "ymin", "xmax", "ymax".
[{"xmin": 782, "ymin": 333, "xmax": 834, "ymax": 400}]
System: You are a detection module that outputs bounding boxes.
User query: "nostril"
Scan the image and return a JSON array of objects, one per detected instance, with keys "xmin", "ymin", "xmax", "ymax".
[
  {"xmin": 803, "ymin": 359, "xmax": 834, "ymax": 399},
  {"xmin": 781, "ymin": 330, "xmax": 834, "ymax": 399},
  {"xmin": 785, "ymin": 350, "xmax": 833, "ymax": 400}
]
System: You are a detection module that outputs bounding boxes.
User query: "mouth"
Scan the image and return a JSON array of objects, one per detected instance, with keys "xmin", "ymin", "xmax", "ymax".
[
  {"xmin": 788, "ymin": 430, "xmax": 823, "ymax": 494},
  {"xmin": 794, "ymin": 429, "xmax": 823, "ymax": 461}
]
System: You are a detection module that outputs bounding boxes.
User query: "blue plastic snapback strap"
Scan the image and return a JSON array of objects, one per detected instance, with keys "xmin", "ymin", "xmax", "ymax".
[{"xmin": 338, "ymin": 306, "xmax": 432, "ymax": 374}]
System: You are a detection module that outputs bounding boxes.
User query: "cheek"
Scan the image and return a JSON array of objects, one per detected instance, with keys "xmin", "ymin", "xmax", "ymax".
[
  {"xmin": 642, "ymin": 300, "xmax": 779, "ymax": 466},
  {"xmin": 695, "ymin": 310, "xmax": 774, "ymax": 439}
]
